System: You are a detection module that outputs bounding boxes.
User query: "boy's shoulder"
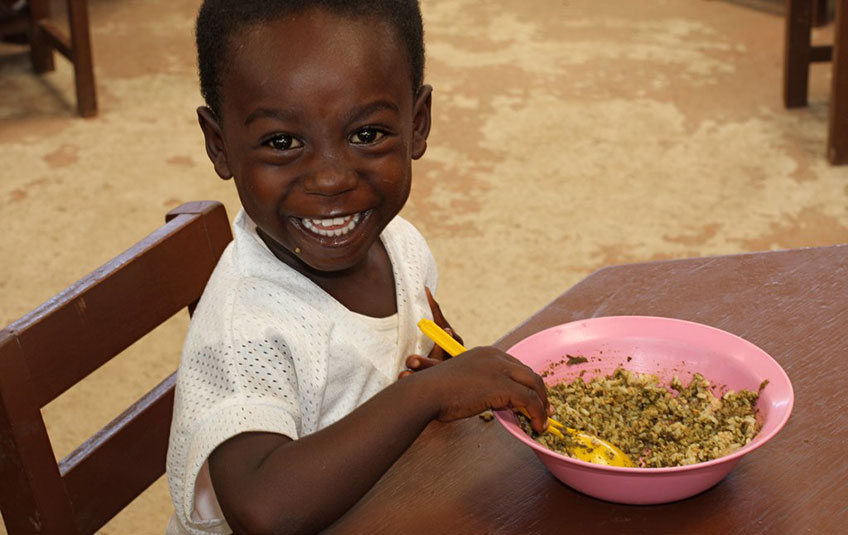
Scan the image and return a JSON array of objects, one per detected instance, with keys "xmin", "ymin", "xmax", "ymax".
[
  {"xmin": 186, "ymin": 212, "xmax": 333, "ymax": 340},
  {"xmin": 384, "ymin": 215, "xmax": 437, "ymax": 289},
  {"xmin": 384, "ymin": 214, "xmax": 430, "ymax": 252},
  {"xmin": 183, "ymin": 252, "xmax": 336, "ymax": 365}
]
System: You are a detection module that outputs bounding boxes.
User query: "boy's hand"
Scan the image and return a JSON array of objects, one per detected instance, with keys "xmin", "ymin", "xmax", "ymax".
[
  {"xmin": 418, "ymin": 346, "xmax": 551, "ymax": 433},
  {"xmin": 399, "ymin": 287, "xmax": 462, "ymax": 378}
]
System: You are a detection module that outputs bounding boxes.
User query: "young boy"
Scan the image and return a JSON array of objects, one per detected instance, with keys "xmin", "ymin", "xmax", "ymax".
[{"xmin": 166, "ymin": 1, "xmax": 551, "ymax": 534}]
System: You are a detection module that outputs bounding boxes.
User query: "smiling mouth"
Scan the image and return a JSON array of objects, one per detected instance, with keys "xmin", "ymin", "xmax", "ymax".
[{"xmin": 300, "ymin": 212, "xmax": 364, "ymax": 237}]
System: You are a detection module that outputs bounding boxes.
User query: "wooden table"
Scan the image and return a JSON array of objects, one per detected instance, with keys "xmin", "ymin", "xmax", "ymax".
[{"xmin": 326, "ymin": 244, "xmax": 848, "ymax": 534}]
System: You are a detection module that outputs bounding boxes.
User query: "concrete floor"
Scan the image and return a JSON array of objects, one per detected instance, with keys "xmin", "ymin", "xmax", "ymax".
[{"xmin": 1, "ymin": 0, "xmax": 846, "ymax": 532}]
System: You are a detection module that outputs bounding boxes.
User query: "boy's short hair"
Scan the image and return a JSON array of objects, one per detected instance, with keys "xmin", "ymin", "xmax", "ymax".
[{"xmin": 196, "ymin": 0, "xmax": 426, "ymax": 114}]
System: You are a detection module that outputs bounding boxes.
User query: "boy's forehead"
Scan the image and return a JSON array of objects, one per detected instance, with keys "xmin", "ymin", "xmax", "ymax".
[{"xmin": 219, "ymin": 9, "xmax": 415, "ymax": 112}]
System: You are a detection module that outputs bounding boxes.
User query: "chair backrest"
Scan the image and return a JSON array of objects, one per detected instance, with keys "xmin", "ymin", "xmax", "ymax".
[{"xmin": 0, "ymin": 201, "xmax": 232, "ymax": 535}]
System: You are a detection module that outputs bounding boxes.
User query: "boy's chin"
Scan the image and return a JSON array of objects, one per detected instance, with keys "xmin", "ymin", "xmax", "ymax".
[{"xmin": 261, "ymin": 237, "xmax": 366, "ymax": 274}]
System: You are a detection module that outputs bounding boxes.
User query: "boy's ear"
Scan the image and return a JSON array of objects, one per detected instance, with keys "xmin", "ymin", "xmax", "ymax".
[
  {"xmin": 197, "ymin": 106, "xmax": 233, "ymax": 180},
  {"xmin": 411, "ymin": 85, "xmax": 433, "ymax": 160}
]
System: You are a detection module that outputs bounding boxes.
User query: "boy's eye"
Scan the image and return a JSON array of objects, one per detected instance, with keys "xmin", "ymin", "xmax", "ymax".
[
  {"xmin": 265, "ymin": 134, "xmax": 303, "ymax": 151},
  {"xmin": 350, "ymin": 127, "xmax": 385, "ymax": 145}
]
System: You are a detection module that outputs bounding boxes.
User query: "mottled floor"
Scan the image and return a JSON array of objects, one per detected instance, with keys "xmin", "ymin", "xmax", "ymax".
[{"xmin": 1, "ymin": 0, "xmax": 846, "ymax": 533}]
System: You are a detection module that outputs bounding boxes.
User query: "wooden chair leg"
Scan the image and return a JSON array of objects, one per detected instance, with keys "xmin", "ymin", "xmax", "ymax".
[
  {"xmin": 27, "ymin": 0, "xmax": 54, "ymax": 73},
  {"xmin": 784, "ymin": 0, "xmax": 814, "ymax": 107},
  {"xmin": 827, "ymin": 0, "xmax": 848, "ymax": 164},
  {"xmin": 812, "ymin": 0, "xmax": 830, "ymax": 27},
  {"xmin": 67, "ymin": 0, "xmax": 96, "ymax": 117}
]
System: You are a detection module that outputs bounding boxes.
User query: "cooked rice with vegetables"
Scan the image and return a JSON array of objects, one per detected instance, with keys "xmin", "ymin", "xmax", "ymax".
[{"xmin": 519, "ymin": 367, "xmax": 765, "ymax": 467}]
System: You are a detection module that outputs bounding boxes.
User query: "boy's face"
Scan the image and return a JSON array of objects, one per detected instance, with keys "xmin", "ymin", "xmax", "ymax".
[{"xmin": 199, "ymin": 9, "xmax": 431, "ymax": 274}]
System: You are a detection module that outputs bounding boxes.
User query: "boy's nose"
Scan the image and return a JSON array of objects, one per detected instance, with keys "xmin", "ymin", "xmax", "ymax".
[{"xmin": 303, "ymin": 154, "xmax": 358, "ymax": 196}]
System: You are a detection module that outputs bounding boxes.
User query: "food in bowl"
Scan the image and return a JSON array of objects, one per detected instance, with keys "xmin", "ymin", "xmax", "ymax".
[
  {"xmin": 494, "ymin": 316, "xmax": 793, "ymax": 504},
  {"xmin": 518, "ymin": 367, "xmax": 766, "ymax": 467}
]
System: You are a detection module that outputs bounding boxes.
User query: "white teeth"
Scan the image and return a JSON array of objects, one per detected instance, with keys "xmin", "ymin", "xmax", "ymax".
[{"xmin": 301, "ymin": 212, "xmax": 362, "ymax": 237}]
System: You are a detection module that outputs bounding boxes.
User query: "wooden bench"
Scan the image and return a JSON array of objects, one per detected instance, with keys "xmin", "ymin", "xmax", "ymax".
[{"xmin": 0, "ymin": 201, "xmax": 232, "ymax": 535}]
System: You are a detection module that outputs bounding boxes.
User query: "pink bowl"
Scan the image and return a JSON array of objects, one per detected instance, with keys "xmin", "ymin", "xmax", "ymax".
[{"xmin": 494, "ymin": 316, "xmax": 793, "ymax": 504}]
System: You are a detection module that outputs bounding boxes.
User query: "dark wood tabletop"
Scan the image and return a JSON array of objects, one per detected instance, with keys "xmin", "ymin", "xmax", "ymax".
[{"xmin": 326, "ymin": 244, "xmax": 848, "ymax": 534}]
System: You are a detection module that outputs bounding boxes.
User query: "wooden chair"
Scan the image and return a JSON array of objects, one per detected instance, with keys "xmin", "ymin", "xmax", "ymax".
[
  {"xmin": 783, "ymin": 0, "xmax": 847, "ymax": 164},
  {"xmin": 0, "ymin": 0, "xmax": 97, "ymax": 116},
  {"xmin": 0, "ymin": 201, "xmax": 232, "ymax": 535}
]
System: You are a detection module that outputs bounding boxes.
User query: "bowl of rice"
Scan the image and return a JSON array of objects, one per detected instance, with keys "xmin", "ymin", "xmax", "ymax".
[{"xmin": 494, "ymin": 316, "xmax": 793, "ymax": 504}]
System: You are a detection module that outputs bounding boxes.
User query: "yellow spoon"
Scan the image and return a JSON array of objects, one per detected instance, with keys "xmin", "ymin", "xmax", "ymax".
[{"xmin": 417, "ymin": 318, "xmax": 634, "ymax": 467}]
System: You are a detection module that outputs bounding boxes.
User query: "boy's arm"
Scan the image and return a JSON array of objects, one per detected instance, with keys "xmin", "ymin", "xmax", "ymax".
[{"xmin": 209, "ymin": 347, "xmax": 549, "ymax": 535}]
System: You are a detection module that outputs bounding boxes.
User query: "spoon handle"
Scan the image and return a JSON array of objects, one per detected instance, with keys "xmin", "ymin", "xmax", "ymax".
[{"xmin": 417, "ymin": 318, "xmax": 465, "ymax": 357}]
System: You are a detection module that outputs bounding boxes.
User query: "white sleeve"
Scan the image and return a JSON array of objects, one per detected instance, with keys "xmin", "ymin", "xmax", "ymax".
[{"xmin": 167, "ymin": 280, "xmax": 304, "ymax": 534}]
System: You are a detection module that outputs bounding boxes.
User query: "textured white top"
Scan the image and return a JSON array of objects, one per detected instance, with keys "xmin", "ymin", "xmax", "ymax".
[{"xmin": 165, "ymin": 210, "xmax": 437, "ymax": 535}]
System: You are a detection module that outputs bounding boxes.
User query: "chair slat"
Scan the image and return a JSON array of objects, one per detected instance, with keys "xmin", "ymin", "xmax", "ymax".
[
  {"xmin": 0, "ymin": 331, "xmax": 78, "ymax": 535},
  {"xmin": 810, "ymin": 44, "xmax": 834, "ymax": 62},
  {"xmin": 58, "ymin": 373, "xmax": 176, "ymax": 535},
  {"xmin": 38, "ymin": 20, "xmax": 72, "ymax": 58},
  {"xmin": 8, "ymin": 205, "xmax": 229, "ymax": 408}
]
